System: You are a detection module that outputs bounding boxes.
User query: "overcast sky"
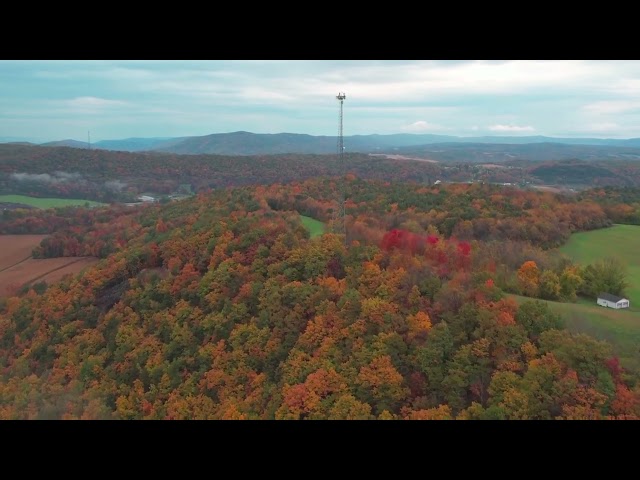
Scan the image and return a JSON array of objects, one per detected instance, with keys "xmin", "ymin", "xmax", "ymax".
[{"xmin": 2, "ymin": 60, "xmax": 640, "ymax": 142}]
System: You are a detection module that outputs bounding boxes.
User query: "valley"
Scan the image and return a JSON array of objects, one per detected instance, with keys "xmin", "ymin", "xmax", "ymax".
[{"xmin": 4, "ymin": 143, "xmax": 640, "ymax": 212}]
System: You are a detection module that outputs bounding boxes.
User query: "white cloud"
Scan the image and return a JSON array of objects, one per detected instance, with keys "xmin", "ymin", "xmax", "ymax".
[
  {"xmin": 92, "ymin": 60, "xmax": 607, "ymax": 107},
  {"xmin": 9, "ymin": 60, "xmax": 640, "ymax": 139},
  {"xmin": 488, "ymin": 124, "xmax": 535, "ymax": 133},
  {"xmin": 584, "ymin": 122, "xmax": 620, "ymax": 132},
  {"xmin": 66, "ymin": 97, "xmax": 129, "ymax": 108},
  {"xmin": 582, "ymin": 100, "xmax": 640, "ymax": 115},
  {"xmin": 10, "ymin": 171, "xmax": 83, "ymax": 183},
  {"xmin": 607, "ymin": 76, "xmax": 640, "ymax": 95},
  {"xmin": 237, "ymin": 87, "xmax": 295, "ymax": 102},
  {"xmin": 402, "ymin": 121, "xmax": 447, "ymax": 132}
]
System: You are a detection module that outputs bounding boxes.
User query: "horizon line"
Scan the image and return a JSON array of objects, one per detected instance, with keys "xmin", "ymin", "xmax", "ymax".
[{"xmin": 4, "ymin": 131, "xmax": 640, "ymax": 145}]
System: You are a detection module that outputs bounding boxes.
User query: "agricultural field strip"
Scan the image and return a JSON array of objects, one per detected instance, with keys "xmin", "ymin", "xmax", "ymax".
[
  {"xmin": 0, "ymin": 255, "xmax": 32, "ymax": 274},
  {"xmin": 24, "ymin": 257, "xmax": 88, "ymax": 286}
]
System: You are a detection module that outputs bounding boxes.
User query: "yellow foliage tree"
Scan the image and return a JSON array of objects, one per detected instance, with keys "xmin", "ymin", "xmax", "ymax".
[
  {"xmin": 517, "ymin": 260, "xmax": 540, "ymax": 297},
  {"xmin": 407, "ymin": 311, "xmax": 432, "ymax": 343}
]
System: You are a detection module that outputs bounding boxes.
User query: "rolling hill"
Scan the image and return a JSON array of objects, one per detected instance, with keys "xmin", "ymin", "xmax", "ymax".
[
  {"xmin": 1, "ymin": 178, "xmax": 637, "ymax": 419},
  {"xmin": 41, "ymin": 139, "xmax": 91, "ymax": 149},
  {"xmin": 125, "ymin": 133, "xmax": 640, "ymax": 155},
  {"xmin": 93, "ymin": 137, "xmax": 186, "ymax": 152},
  {"xmin": 19, "ymin": 132, "xmax": 640, "ymax": 156}
]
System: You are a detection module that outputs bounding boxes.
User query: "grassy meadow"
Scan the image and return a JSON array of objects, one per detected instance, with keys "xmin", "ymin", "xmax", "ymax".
[
  {"xmin": 0, "ymin": 195, "xmax": 105, "ymax": 209},
  {"xmin": 510, "ymin": 294, "xmax": 640, "ymax": 372},
  {"xmin": 560, "ymin": 224, "xmax": 640, "ymax": 309},
  {"xmin": 507, "ymin": 224, "xmax": 640, "ymax": 372},
  {"xmin": 300, "ymin": 215, "xmax": 325, "ymax": 238}
]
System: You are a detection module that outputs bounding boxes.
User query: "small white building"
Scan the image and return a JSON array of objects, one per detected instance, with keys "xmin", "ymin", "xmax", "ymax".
[
  {"xmin": 137, "ymin": 195, "xmax": 156, "ymax": 203},
  {"xmin": 597, "ymin": 293, "xmax": 630, "ymax": 309}
]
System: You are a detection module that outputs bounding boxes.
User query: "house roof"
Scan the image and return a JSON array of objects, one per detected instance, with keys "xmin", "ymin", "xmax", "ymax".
[{"xmin": 598, "ymin": 292, "xmax": 627, "ymax": 303}]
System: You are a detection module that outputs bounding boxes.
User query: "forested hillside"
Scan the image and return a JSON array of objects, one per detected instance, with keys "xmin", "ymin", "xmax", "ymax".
[
  {"xmin": 6, "ymin": 144, "xmax": 640, "ymax": 205},
  {"xmin": 37, "ymin": 131, "xmax": 640, "ymax": 155},
  {"xmin": 577, "ymin": 186, "xmax": 640, "ymax": 224},
  {"xmin": 0, "ymin": 144, "xmax": 440, "ymax": 202},
  {"xmin": 265, "ymin": 178, "xmax": 611, "ymax": 247},
  {"xmin": 1, "ymin": 179, "xmax": 638, "ymax": 419}
]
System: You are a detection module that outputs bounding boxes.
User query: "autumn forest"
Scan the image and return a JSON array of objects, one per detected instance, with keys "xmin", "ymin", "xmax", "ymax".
[{"xmin": 1, "ymin": 155, "xmax": 640, "ymax": 420}]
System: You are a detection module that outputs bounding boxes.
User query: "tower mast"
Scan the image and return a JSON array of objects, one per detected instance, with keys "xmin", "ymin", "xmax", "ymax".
[{"xmin": 336, "ymin": 92, "xmax": 346, "ymax": 243}]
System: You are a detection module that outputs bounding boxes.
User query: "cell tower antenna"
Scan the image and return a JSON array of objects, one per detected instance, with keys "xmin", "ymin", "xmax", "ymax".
[
  {"xmin": 88, "ymin": 131, "xmax": 91, "ymax": 150},
  {"xmin": 336, "ymin": 92, "xmax": 346, "ymax": 244}
]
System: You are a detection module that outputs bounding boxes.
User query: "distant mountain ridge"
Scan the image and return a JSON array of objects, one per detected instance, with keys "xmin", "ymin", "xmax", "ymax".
[
  {"xmin": 41, "ymin": 139, "xmax": 91, "ymax": 148},
  {"xmin": 150, "ymin": 132, "xmax": 640, "ymax": 155},
  {"xmin": 94, "ymin": 137, "xmax": 186, "ymax": 152},
  {"xmin": 8, "ymin": 131, "xmax": 640, "ymax": 155}
]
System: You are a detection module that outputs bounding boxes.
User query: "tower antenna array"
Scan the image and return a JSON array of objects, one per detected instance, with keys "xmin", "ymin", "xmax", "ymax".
[
  {"xmin": 88, "ymin": 131, "xmax": 91, "ymax": 150},
  {"xmin": 336, "ymin": 92, "xmax": 346, "ymax": 242}
]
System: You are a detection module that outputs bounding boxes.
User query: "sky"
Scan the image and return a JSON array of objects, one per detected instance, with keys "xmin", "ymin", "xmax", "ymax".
[{"xmin": 2, "ymin": 60, "xmax": 640, "ymax": 142}]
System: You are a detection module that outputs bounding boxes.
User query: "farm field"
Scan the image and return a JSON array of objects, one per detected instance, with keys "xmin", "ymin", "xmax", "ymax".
[
  {"xmin": 35, "ymin": 257, "xmax": 99, "ymax": 285},
  {"xmin": 300, "ymin": 215, "xmax": 325, "ymax": 238},
  {"xmin": 0, "ymin": 235, "xmax": 49, "ymax": 270},
  {"xmin": 0, "ymin": 195, "xmax": 105, "ymax": 209},
  {"xmin": 0, "ymin": 257, "xmax": 99, "ymax": 297},
  {"xmin": 559, "ymin": 224, "xmax": 640, "ymax": 309},
  {"xmin": 0, "ymin": 234, "xmax": 98, "ymax": 297}
]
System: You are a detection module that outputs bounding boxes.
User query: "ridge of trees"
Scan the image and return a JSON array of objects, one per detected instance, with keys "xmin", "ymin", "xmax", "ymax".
[
  {"xmin": 0, "ymin": 179, "xmax": 638, "ymax": 419},
  {"xmin": 5, "ymin": 144, "xmax": 640, "ymax": 205}
]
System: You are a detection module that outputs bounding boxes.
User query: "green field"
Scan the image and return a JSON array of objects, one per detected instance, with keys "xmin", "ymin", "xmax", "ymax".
[
  {"xmin": 538, "ymin": 224, "xmax": 640, "ymax": 371},
  {"xmin": 560, "ymin": 224, "xmax": 640, "ymax": 309},
  {"xmin": 510, "ymin": 294, "xmax": 640, "ymax": 372},
  {"xmin": 0, "ymin": 195, "xmax": 105, "ymax": 209},
  {"xmin": 300, "ymin": 215, "xmax": 325, "ymax": 238}
]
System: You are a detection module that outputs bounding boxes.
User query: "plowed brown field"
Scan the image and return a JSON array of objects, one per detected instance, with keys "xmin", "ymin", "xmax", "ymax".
[
  {"xmin": 0, "ymin": 235, "xmax": 48, "ymax": 270},
  {"xmin": 0, "ymin": 235, "xmax": 98, "ymax": 297}
]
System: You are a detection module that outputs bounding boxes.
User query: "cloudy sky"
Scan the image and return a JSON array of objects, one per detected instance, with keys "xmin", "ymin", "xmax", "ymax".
[{"xmin": 2, "ymin": 60, "xmax": 640, "ymax": 142}]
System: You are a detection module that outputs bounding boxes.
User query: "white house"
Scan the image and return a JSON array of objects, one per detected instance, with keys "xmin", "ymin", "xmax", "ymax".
[
  {"xmin": 597, "ymin": 293, "xmax": 630, "ymax": 309},
  {"xmin": 137, "ymin": 195, "xmax": 156, "ymax": 203}
]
